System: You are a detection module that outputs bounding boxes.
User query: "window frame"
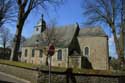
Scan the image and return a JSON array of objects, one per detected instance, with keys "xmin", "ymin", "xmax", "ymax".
[
  {"xmin": 32, "ymin": 49, "xmax": 35, "ymax": 57},
  {"xmin": 39, "ymin": 50, "xmax": 43, "ymax": 58},
  {"xmin": 24, "ymin": 49, "xmax": 27, "ymax": 57},
  {"xmin": 83, "ymin": 46, "xmax": 90, "ymax": 57},
  {"xmin": 57, "ymin": 49, "xmax": 62, "ymax": 61}
]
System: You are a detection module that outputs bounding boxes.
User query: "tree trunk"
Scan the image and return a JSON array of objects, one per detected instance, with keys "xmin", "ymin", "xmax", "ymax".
[
  {"xmin": 10, "ymin": 21, "xmax": 24, "ymax": 61},
  {"xmin": 3, "ymin": 42, "xmax": 6, "ymax": 59},
  {"xmin": 10, "ymin": 1, "xmax": 31, "ymax": 61},
  {"xmin": 111, "ymin": 24, "xmax": 124, "ymax": 67},
  {"xmin": 118, "ymin": 0, "xmax": 125, "ymax": 67},
  {"xmin": 119, "ymin": 28, "xmax": 125, "ymax": 67}
]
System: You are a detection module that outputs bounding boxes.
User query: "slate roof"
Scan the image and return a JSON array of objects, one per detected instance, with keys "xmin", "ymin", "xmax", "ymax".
[
  {"xmin": 23, "ymin": 25, "xmax": 107, "ymax": 48},
  {"xmin": 79, "ymin": 27, "xmax": 107, "ymax": 37},
  {"xmin": 23, "ymin": 24, "xmax": 78, "ymax": 47},
  {"xmin": 23, "ymin": 34, "xmax": 39, "ymax": 47}
]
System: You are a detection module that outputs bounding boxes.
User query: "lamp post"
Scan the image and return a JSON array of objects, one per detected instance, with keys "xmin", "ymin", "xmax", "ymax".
[{"xmin": 47, "ymin": 43, "xmax": 55, "ymax": 83}]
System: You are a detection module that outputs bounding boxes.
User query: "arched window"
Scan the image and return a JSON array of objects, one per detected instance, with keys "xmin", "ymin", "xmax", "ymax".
[
  {"xmin": 57, "ymin": 50, "xmax": 62, "ymax": 61},
  {"xmin": 39, "ymin": 50, "xmax": 43, "ymax": 57},
  {"xmin": 25, "ymin": 49, "xmax": 27, "ymax": 57},
  {"xmin": 32, "ymin": 49, "xmax": 35, "ymax": 57},
  {"xmin": 85, "ymin": 47, "xmax": 89, "ymax": 56}
]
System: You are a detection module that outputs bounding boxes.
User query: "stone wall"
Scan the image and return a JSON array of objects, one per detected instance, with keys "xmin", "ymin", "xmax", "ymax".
[
  {"xmin": 38, "ymin": 68, "xmax": 125, "ymax": 83},
  {"xmin": 0, "ymin": 64, "xmax": 125, "ymax": 83},
  {"xmin": 40, "ymin": 74, "xmax": 123, "ymax": 83},
  {"xmin": 78, "ymin": 36, "xmax": 109, "ymax": 70},
  {"xmin": 21, "ymin": 47, "xmax": 69, "ymax": 68},
  {"xmin": 52, "ymin": 48, "xmax": 68, "ymax": 67},
  {"xmin": 68, "ymin": 56, "xmax": 81, "ymax": 68}
]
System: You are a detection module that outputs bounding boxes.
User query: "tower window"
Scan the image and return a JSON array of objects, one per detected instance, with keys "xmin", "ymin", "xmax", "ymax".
[{"xmin": 36, "ymin": 28, "xmax": 39, "ymax": 31}]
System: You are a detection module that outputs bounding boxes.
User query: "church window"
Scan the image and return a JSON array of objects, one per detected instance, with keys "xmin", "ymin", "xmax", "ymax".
[
  {"xmin": 85, "ymin": 47, "xmax": 89, "ymax": 56},
  {"xmin": 32, "ymin": 49, "xmax": 35, "ymax": 57},
  {"xmin": 39, "ymin": 50, "xmax": 43, "ymax": 57},
  {"xmin": 57, "ymin": 50, "xmax": 62, "ymax": 61},
  {"xmin": 25, "ymin": 49, "xmax": 27, "ymax": 57}
]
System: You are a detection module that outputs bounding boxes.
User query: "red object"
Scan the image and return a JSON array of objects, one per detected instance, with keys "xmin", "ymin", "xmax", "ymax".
[{"xmin": 48, "ymin": 44, "xmax": 55, "ymax": 56}]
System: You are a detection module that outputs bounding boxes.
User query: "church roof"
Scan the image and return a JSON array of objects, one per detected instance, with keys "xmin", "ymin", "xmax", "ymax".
[
  {"xmin": 78, "ymin": 27, "xmax": 107, "ymax": 37},
  {"xmin": 23, "ymin": 34, "xmax": 41, "ymax": 47},
  {"xmin": 23, "ymin": 24, "xmax": 78, "ymax": 48},
  {"xmin": 23, "ymin": 25, "xmax": 107, "ymax": 48}
]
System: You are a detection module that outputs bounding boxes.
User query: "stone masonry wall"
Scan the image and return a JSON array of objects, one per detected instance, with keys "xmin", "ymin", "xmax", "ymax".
[
  {"xmin": 38, "ymin": 68, "xmax": 125, "ymax": 83},
  {"xmin": 78, "ymin": 36, "xmax": 109, "ymax": 70},
  {"xmin": 68, "ymin": 56, "xmax": 81, "ymax": 68},
  {"xmin": 0, "ymin": 64, "xmax": 125, "ymax": 83},
  {"xmin": 21, "ymin": 47, "xmax": 69, "ymax": 68}
]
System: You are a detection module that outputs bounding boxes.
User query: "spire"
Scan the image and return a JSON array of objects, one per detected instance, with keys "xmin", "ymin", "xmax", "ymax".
[{"xmin": 41, "ymin": 14, "xmax": 46, "ymax": 32}]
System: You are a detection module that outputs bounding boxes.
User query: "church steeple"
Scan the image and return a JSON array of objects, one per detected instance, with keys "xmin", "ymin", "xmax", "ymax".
[
  {"xmin": 41, "ymin": 14, "xmax": 46, "ymax": 32},
  {"xmin": 33, "ymin": 14, "xmax": 47, "ymax": 35}
]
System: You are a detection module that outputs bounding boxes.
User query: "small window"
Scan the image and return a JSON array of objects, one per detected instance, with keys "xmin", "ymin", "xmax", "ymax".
[
  {"xmin": 32, "ymin": 49, "xmax": 35, "ymax": 57},
  {"xmin": 25, "ymin": 49, "xmax": 27, "ymax": 57},
  {"xmin": 36, "ymin": 40, "xmax": 39, "ymax": 43},
  {"xmin": 57, "ymin": 50, "xmax": 62, "ymax": 61},
  {"xmin": 85, "ymin": 47, "xmax": 89, "ymax": 56},
  {"xmin": 36, "ymin": 28, "xmax": 39, "ymax": 31},
  {"xmin": 39, "ymin": 50, "xmax": 43, "ymax": 57}
]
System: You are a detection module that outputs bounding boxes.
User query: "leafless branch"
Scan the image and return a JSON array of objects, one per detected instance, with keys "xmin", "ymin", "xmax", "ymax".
[{"xmin": 82, "ymin": 0, "xmax": 125, "ymax": 66}]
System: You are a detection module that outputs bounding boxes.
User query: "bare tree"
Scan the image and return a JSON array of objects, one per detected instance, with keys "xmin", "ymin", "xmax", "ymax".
[
  {"xmin": 38, "ymin": 18, "xmax": 63, "ymax": 65},
  {"xmin": 9, "ymin": 35, "xmax": 26, "ymax": 49},
  {"xmin": 82, "ymin": 0, "xmax": 125, "ymax": 67},
  {"xmin": 0, "ymin": 27, "xmax": 11, "ymax": 57},
  {"xmin": 10, "ymin": 0, "xmax": 63, "ymax": 61},
  {"xmin": 44, "ymin": 21, "xmax": 58, "ymax": 65},
  {"xmin": 46, "ymin": 21, "xmax": 58, "ymax": 44},
  {"xmin": 45, "ymin": 19, "xmax": 65, "ymax": 48},
  {"xmin": 20, "ymin": 36, "xmax": 26, "ymax": 47},
  {"xmin": 0, "ymin": 0, "xmax": 15, "ymax": 28}
]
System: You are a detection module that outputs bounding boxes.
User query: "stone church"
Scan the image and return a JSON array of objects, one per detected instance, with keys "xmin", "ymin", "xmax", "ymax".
[{"xmin": 21, "ymin": 16, "xmax": 109, "ymax": 70}]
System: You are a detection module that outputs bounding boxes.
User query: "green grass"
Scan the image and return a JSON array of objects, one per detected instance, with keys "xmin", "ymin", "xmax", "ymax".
[
  {"xmin": 0, "ymin": 59, "xmax": 39, "ymax": 69},
  {"xmin": 0, "ymin": 59, "xmax": 125, "ymax": 76},
  {"xmin": 39, "ymin": 65, "xmax": 67, "ymax": 72}
]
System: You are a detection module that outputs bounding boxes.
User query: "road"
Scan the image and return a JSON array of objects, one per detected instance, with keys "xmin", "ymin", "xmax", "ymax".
[{"xmin": 0, "ymin": 72, "xmax": 30, "ymax": 83}]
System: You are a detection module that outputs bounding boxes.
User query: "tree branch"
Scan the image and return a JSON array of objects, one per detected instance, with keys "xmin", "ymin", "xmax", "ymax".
[
  {"xmin": 22, "ymin": 0, "xmax": 28, "ymax": 8},
  {"xmin": 17, "ymin": 0, "xmax": 22, "ymax": 6}
]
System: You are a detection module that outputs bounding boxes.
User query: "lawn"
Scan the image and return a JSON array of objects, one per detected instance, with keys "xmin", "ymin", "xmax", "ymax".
[
  {"xmin": 0, "ymin": 59, "xmax": 38, "ymax": 69},
  {"xmin": 0, "ymin": 59, "xmax": 125, "ymax": 76}
]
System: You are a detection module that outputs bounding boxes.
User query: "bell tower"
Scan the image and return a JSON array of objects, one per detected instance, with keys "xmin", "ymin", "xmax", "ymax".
[{"xmin": 33, "ymin": 14, "xmax": 46, "ymax": 35}]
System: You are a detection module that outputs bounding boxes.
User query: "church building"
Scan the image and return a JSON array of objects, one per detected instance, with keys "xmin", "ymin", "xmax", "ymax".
[{"xmin": 21, "ymin": 15, "xmax": 109, "ymax": 70}]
